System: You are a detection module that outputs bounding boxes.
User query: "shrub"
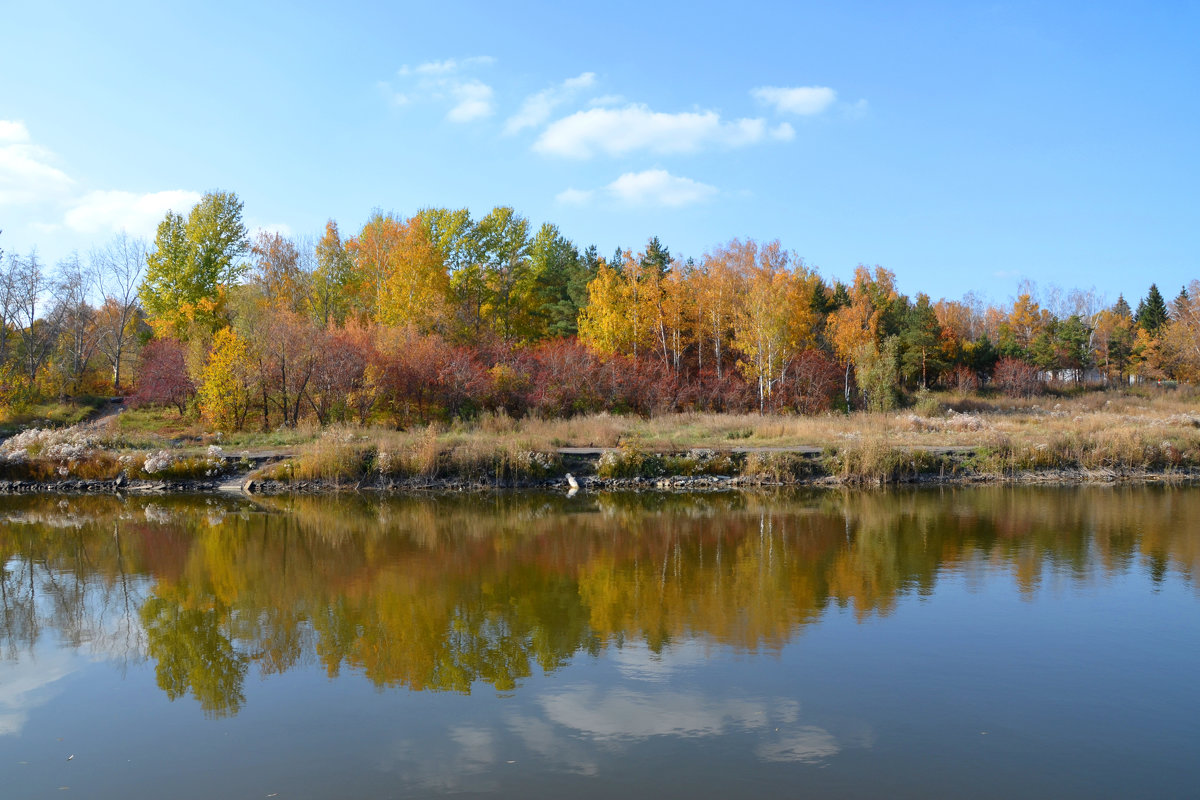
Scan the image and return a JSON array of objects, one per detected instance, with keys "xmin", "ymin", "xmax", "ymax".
[
  {"xmin": 597, "ymin": 447, "xmax": 665, "ymax": 479},
  {"xmin": 132, "ymin": 338, "xmax": 196, "ymax": 414},
  {"xmin": 993, "ymin": 357, "xmax": 1041, "ymax": 398}
]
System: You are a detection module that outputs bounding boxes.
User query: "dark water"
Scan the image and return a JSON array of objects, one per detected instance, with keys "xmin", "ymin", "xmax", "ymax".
[{"xmin": 1, "ymin": 487, "xmax": 1197, "ymax": 799}]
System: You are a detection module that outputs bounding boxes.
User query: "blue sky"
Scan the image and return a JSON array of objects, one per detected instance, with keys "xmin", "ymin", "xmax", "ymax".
[{"xmin": 1, "ymin": 0, "xmax": 1196, "ymax": 306}]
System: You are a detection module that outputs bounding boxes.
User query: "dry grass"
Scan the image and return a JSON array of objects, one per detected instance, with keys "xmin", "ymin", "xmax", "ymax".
[{"xmin": 274, "ymin": 423, "xmax": 563, "ymax": 484}]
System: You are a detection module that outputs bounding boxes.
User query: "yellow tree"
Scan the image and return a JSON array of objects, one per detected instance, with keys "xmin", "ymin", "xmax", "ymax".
[
  {"xmin": 1091, "ymin": 308, "xmax": 1134, "ymax": 383},
  {"xmin": 730, "ymin": 242, "xmax": 819, "ymax": 410},
  {"xmin": 578, "ymin": 258, "xmax": 633, "ymax": 356},
  {"xmin": 577, "ymin": 250, "xmax": 662, "ymax": 359},
  {"xmin": 344, "ymin": 212, "xmax": 404, "ymax": 322},
  {"xmin": 197, "ymin": 328, "xmax": 255, "ymax": 432},
  {"xmin": 249, "ymin": 231, "xmax": 308, "ymax": 314},
  {"xmin": 694, "ymin": 241, "xmax": 746, "ymax": 378},
  {"xmin": 654, "ymin": 263, "xmax": 695, "ymax": 372},
  {"xmin": 825, "ymin": 266, "xmax": 896, "ymax": 406},
  {"xmin": 1129, "ymin": 327, "xmax": 1167, "ymax": 381},
  {"xmin": 377, "ymin": 218, "xmax": 450, "ymax": 333},
  {"xmin": 1161, "ymin": 280, "xmax": 1200, "ymax": 382},
  {"xmin": 1007, "ymin": 293, "xmax": 1050, "ymax": 351}
]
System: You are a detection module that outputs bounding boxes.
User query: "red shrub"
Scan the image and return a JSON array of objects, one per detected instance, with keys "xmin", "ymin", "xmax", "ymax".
[
  {"xmin": 779, "ymin": 349, "xmax": 842, "ymax": 414},
  {"xmin": 131, "ymin": 339, "xmax": 195, "ymax": 414},
  {"xmin": 942, "ymin": 364, "xmax": 980, "ymax": 393},
  {"xmin": 992, "ymin": 357, "xmax": 1042, "ymax": 397}
]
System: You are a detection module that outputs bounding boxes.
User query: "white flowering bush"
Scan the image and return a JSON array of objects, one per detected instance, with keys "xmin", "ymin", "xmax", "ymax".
[
  {"xmin": 142, "ymin": 450, "xmax": 174, "ymax": 474},
  {"xmin": 0, "ymin": 426, "xmax": 100, "ymax": 462}
]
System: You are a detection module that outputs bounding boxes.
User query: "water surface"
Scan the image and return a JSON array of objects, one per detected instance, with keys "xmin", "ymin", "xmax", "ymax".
[{"xmin": 1, "ymin": 488, "xmax": 1198, "ymax": 798}]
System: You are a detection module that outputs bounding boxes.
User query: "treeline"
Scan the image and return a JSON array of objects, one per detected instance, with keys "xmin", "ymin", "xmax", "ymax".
[{"xmin": 2, "ymin": 191, "xmax": 1197, "ymax": 430}]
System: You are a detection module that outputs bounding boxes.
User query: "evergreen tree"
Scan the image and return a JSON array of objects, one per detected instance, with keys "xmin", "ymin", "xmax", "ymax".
[
  {"xmin": 1112, "ymin": 294, "xmax": 1132, "ymax": 319},
  {"xmin": 899, "ymin": 294, "xmax": 946, "ymax": 389},
  {"xmin": 1054, "ymin": 314, "xmax": 1092, "ymax": 380},
  {"xmin": 527, "ymin": 222, "xmax": 582, "ymax": 338},
  {"xmin": 828, "ymin": 281, "xmax": 851, "ymax": 311},
  {"xmin": 1172, "ymin": 285, "xmax": 1190, "ymax": 318},
  {"xmin": 640, "ymin": 236, "xmax": 671, "ymax": 277},
  {"xmin": 1135, "ymin": 284, "xmax": 1168, "ymax": 335}
]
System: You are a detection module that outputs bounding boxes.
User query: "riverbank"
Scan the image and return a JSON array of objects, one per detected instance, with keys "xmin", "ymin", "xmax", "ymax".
[
  {"xmin": 3, "ymin": 445, "xmax": 1199, "ymax": 495},
  {"xmin": 3, "ymin": 388, "xmax": 1199, "ymax": 495}
]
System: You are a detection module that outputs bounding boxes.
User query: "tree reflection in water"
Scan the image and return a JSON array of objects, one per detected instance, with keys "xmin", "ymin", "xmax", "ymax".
[{"xmin": 0, "ymin": 487, "xmax": 1195, "ymax": 718}]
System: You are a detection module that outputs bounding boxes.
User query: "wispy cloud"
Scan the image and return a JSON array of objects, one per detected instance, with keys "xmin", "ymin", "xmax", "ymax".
[
  {"xmin": 751, "ymin": 86, "xmax": 837, "ymax": 115},
  {"xmin": 504, "ymin": 72, "xmax": 597, "ymax": 135},
  {"xmin": 0, "ymin": 119, "xmax": 74, "ymax": 205},
  {"xmin": 397, "ymin": 56, "xmax": 495, "ymax": 77},
  {"xmin": 558, "ymin": 169, "xmax": 718, "ymax": 208},
  {"xmin": 555, "ymin": 187, "xmax": 595, "ymax": 206},
  {"xmin": 535, "ymin": 104, "xmax": 773, "ymax": 159},
  {"xmin": 447, "ymin": 80, "xmax": 494, "ymax": 122},
  {"xmin": 381, "ymin": 56, "xmax": 497, "ymax": 123}
]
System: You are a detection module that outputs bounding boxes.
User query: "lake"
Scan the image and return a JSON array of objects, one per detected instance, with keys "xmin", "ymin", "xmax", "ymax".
[{"xmin": 1, "ymin": 487, "xmax": 1198, "ymax": 799}]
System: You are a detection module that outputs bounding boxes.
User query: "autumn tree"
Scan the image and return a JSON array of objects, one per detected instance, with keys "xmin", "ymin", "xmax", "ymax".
[
  {"xmin": 729, "ymin": 241, "xmax": 819, "ymax": 410},
  {"xmin": 694, "ymin": 242, "xmax": 745, "ymax": 378},
  {"xmin": 311, "ymin": 221, "xmax": 355, "ymax": 326},
  {"xmin": 825, "ymin": 266, "xmax": 898, "ymax": 407},
  {"xmin": 140, "ymin": 192, "xmax": 249, "ymax": 338},
  {"xmin": 1092, "ymin": 305, "xmax": 1134, "ymax": 383},
  {"xmin": 1161, "ymin": 280, "xmax": 1200, "ymax": 382},
  {"xmin": 91, "ymin": 232, "xmax": 147, "ymax": 392},
  {"xmin": 577, "ymin": 256, "xmax": 632, "ymax": 356},
  {"xmin": 197, "ymin": 328, "xmax": 255, "ymax": 431},
  {"xmin": 249, "ymin": 231, "xmax": 308, "ymax": 313},
  {"xmin": 376, "ymin": 218, "xmax": 450, "ymax": 332},
  {"xmin": 306, "ymin": 325, "xmax": 371, "ymax": 424}
]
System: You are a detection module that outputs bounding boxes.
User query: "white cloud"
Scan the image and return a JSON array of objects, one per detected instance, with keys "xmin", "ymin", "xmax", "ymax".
[
  {"xmin": 558, "ymin": 170, "xmax": 718, "ymax": 208},
  {"xmin": 607, "ymin": 169, "xmax": 718, "ymax": 207},
  {"xmin": 0, "ymin": 120, "xmax": 31, "ymax": 143},
  {"xmin": 751, "ymin": 86, "xmax": 837, "ymax": 115},
  {"xmin": 538, "ymin": 686, "xmax": 796, "ymax": 741},
  {"xmin": 555, "ymin": 187, "xmax": 594, "ymax": 206},
  {"xmin": 609, "ymin": 640, "xmax": 710, "ymax": 682},
  {"xmin": 755, "ymin": 727, "xmax": 842, "ymax": 763},
  {"xmin": 0, "ymin": 119, "xmax": 74, "ymax": 205},
  {"xmin": 0, "ymin": 647, "xmax": 81, "ymax": 737},
  {"xmin": 504, "ymin": 72, "xmax": 597, "ymax": 135},
  {"xmin": 398, "ymin": 56, "xmax": 495, "ymax": 76},
  {"xmin": 64, "ymin": 189, "xmax": 202, "ymax": 237},
  {"xmin": 844, "ymin": 98, "xmax": 870, "ymax": 119},
  {"xmin": 770, "ymin": 122, "xmax": 796, "ymax": 141},
  {"xmin": 250, "ymin": 221, "xmax": 294, "ymax": 239},
  {"xmin": 534, "ymin": 104, "xmax": 770, "ymax": 159},
  {"xmin": 384, "ymin": 57, "xmax": 496, "ymax": 123},
  {"xmin": 447, "ymin": 80, "xmax": 495, "ymax": 122},
  {"xmin": 588, "ymin": 94, "xmax": 625, "ymax": 107}
]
